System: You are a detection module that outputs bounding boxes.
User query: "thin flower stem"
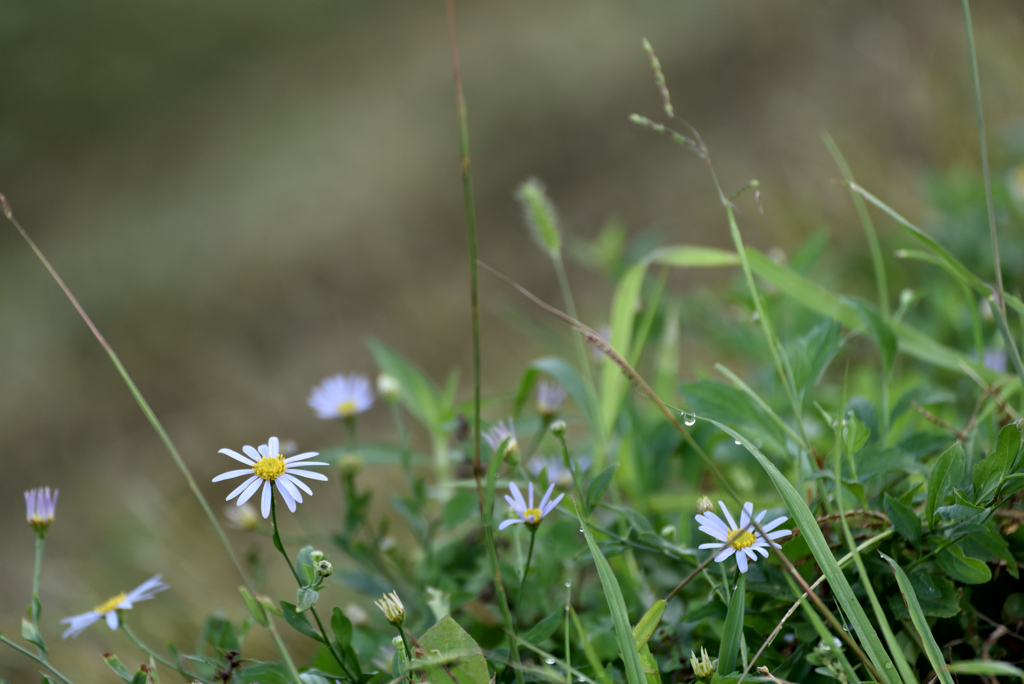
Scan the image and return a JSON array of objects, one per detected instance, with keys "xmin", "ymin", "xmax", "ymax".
[
  {"xmin": 2, "ymin": 210, "xmax": 252, "ymax": 593},
  {"xmin": 513, "ymin": 528, "xmax": 537, "ymax": 633},
  {"xmin": 30, "ymin": 535, "xmax": 45, "ymax": 628},
  {"xmin": 397, "ymin": 624, "xmax": 415, "ymax": 668},
  {"xmin": 553, "ymin": 255, "xmax": 601, "ymax": 441},
  {"xmin": 264, "ymin": 614, "xmax": 304, "ymax": 684},
  {"xmin": 0, "ymin": 635, "xmax": 75, "ymax": 684},
  {"xmin": 443, "ymin": 0, "xmax": 523, "ymax": 681},
  {"xmin": 122, "ymin": 622, "xmax": 212, "ymax": 684},
  {"xmin": 564, "ymin": 578, "xmax": 572, "ymax": 684},
  {"xmin": 556, "ymin": 433, "xmax": 586, "ymax": 508},
  {"xmin": 269, "ymin": 490, "xmax": 356, "ymax": 683}
]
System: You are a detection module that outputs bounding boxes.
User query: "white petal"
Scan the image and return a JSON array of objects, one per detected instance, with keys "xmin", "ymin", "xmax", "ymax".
[
  {"xmin": 286, "ymin": 461, "xmax": 328, "ymax": 468},
  {"xmin": 284, "ymin": 452, "xmax": 322, "ymax": 463},
  {"xmin": 528, "ymin": 482, "xmax": 535, "ymax": 509},
  {"xmin": 278, "ymin": 476, "xmax": 305, "ymax": 503},
  {"xmin": 287, "ymin": 476, "xmax": 313, "ymax": 496},
  {"xmin": 714, "ymin": 546, "xmax": 736, "ymax": 562},
  {"xmin": 698, "ymin": 525, "xmax": 729, "ymax": 542},
  {"xmin": 219, "ymin": 448, "xmax": 255, "ymax": 465},
  {"xmin": 286, "ymin": 469, "xmax": 328, "ymax": 481},
  {"xmin": 719, "ymin": 501, "xmax": 739, "ymax": 530},
  {"xmin": 755, "ymin": 546, "xmax": 770, "ymax": 558},
  {"xmin": 243, "ymin": 445, "xmax": 262, "ymax": 461},
  {"xmin": 498, "ymin": 518, "xmax": 524, "ymax": 530},
  {"xmin": 504, "ymin": 494, "xmax": 519, "ymax": 512},
  {"xmin": 736, "ymin": 551, "xmax": 748, "ymax": 573},
  {"xmin": 754, "ymin": 510, "xmax": 768, "ymax": 524},
  {"xmin": 542, "ymin": 492, "xmax": 564, "ymax": 516},
  {"xmin": 234, "ymin": 477, "xmax": 263, "ymax": 505},
  {"xmin": 269, "ymin": 436, "xmax": 280, "ymax": 458},
  {"xmin": 61, "ymin": 612, "xmax": 102, "ymax": 639},
  {"xmin": 260, "ymin": 481, "xmax": 273, "ymax": 518},
  {"xmin": 767, "ymin": 529, "xmax": 792, "ymax": 540},
  {"xmin": 698, "ymin": 542, "xmax": 726, "ymax": 550},
  {"xmin": 213, "ymin": 468, "xmax": 255, "ymax": 483},
  {"xmin": 760, "ymin": 516, "xmax": 789, "ymax": 533},
  {"xmin": 106, "ymin": 611, "xmax": 120, "ymax": 630},
  {"xmin": 739, "ymin": 502, "xmax": 753, "ymax": 530},
  {"xmin": 508, "ymin": 482, "xmax": 527, "ymax": 510},
  {"xmin": 127, "ymin": 575, "xmax": 167, "ymax": 602},
  {"xmin": 277, "ymin": 480, "xmax": 297, "ymax": 512},
  {"xmin": 539, "ymin": 483, "xmax": 555, "ymax": 511}
]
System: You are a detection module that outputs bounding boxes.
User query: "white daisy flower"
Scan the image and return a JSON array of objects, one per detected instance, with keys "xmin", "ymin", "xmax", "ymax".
[
  {"xmin": 214, "ymin": 436, "xmax": 329, "ymax": 518},
  {"xmin": 61, "ymin": 575, "xmax": 168, "ymax": 639},
  {"xmin": 499, "ymin": 482, "xmax": 564, "ymax": 530},
  {"xmin": 483, "ymin": 419, "xmax": 517, "ymax": 456},
  {"xmin": 374, "ymin": 591, "xmax": 405, "ymax": 625},
  {"xmin": 535, "ymin": 380, "xmax": 567, "ymax": 418},
  {"xmin": 695, "ymin": 501, "xmax": 791, "ymax": 573},
  {"xmin": 25, "ymin": 486, "xmax": 58, "ymax": 535},
  {"xmin": 308, "ymin": 373, "xmax": 375, "ymax": 420}
]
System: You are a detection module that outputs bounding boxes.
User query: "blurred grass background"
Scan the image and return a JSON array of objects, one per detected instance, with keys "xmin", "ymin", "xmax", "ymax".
[{"xmin": 2, "ymin": 0, "xmax": 1023, "ymax": 679}]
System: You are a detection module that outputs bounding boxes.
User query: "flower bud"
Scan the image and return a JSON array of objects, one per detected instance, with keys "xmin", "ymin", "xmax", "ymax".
[
  {"xmin": 550, "ymin": 420, "xmax": 567, "ymax": 439},
  {"xmin": 310, "ymin": 549, "xmax": 325, "ymax": 563},
  {"xmin": 377, "ymin": 374, "xmax": 402, "ymax": 403},
  {"xmin": 25, "ymin": 487, "xmax": 58, "ymax": 537},
  {"xmin": 696, "ymin": 496, "xmax": 714, "ymax": 515},
  {"xmin": 503, "ymin": 444, "xmax": 520, "ymax": 467},
  {"xmin": 690, "ymin": 647, "xmax": 716, "ymax": 679},
  {"xmin": 375, "ymin": 591, "xmax": 405, "ymax": 626},
  {"xmin": 659, "ymin": 525, "xmax": 677, "ymax": 542},
  {"xmin": 317, "ymin": 560, "xmax": 333, "ymax": 577},
  {"xmin": 338, "ymin": 453, "xmax": 364, "ymax": 477}
]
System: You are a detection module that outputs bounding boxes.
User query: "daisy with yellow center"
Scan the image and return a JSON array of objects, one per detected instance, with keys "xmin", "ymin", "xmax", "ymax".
[
  {"xmin": 499, "ymin": 481, "xmax": 563, "ymax": 530},
  {"xmin": 24, "ymin": 487, "xmax": 58, "ymax": 536},
  {"xmin": 61, "ymin": 575, "xmax": 167, "ymax": 639},
  {"xmin": 214, "ymin": 436, "xmax": 329, "ymax": 519},
  {"xmin": 695, "ymin": 501, "xmax": 791, "ymax": 573},
  {"xmin": 308, "ymin": 373, "xmax": 375, "ymax": 420}
]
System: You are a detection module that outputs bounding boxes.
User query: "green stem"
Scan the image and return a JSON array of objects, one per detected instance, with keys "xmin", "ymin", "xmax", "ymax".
[
  {"xmin": 31, "ymin": 535, "xmax": 44, "ymax": 627},
  {"xmin": 564, "ymin": 579, "xmax": 572, "ymax": 684},
  {"xmin": 397, "ymin": 624, "xmax": 415, "ymax": 670},
  {"xmin": 122, "ymin": 622, "xmax": 211, "ymax": 684},
  {"xmin": 0, "ymin": 635, "xmax": 75, "ymax": 684},
  {"xmin": 556, "ymin": 433, "xmax": 586, "ymax": 509},
  {"xmin": 3, "ymin": 213, "xmax": 252, "ymax": 593},
  {"xmin": 269, "ymin": 488, "xmax": 356, "ymax": 682},
  {"xmin": 553, "ymin": 255, "xmax": 601, "ymax": 431},
  {"xmin": 513, "ymin": 528, "xmax": 537, "ymax": 633},
  {"xmin": 264, "ymin": 615, "xmax": 304, "ymax": 684}
]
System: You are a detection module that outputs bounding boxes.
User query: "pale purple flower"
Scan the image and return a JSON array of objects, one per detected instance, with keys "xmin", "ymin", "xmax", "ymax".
[
  {"xmin": 214, "ymin": 436, "xmax": 329, "ymax": 518},
  {"xmin": 308, "ymin": 373, "xmax": 375, "ymax": 420},
  {"xmin": 61, "ymin": 575, "xmax": 168, "ymax": 638},
  {"xmin": 499, "ymin": 482, "xmax": 563, "ymax": 530},
  {"xmin": 695, "ymin": 501, "xmax": 791, "ymax": 573}
]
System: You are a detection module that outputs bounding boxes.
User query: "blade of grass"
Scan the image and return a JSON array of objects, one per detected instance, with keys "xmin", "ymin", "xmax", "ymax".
[
  {"xmin": 570, "ymin": 607, "xmax": 613, "ymax": 684},
  {"xmin": 718, "ymin": 572, "xmax": 745, "ymax": 675},
  {"xmin": 575, "ymin": 501, "xmax": 647, "ymax": 684},
  {"xmin": 947, "ymin": 661, "xmax": 1024, "ymax": 680},
  {"xmin": 707, "ymin": 418, "xmax": 901, "ymax": 684},
  {"xmin": 880, "ymin": 553, "xmax": 955, "ymax": 684}
]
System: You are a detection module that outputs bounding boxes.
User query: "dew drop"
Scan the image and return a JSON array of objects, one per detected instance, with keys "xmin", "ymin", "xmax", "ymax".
[
  {"xmin": 564, "ymin": 580, "xmax": 572, "ymax": 588},
  {"xmin": 681, "ymin": 412, "xmax": 696, "ymax": 427},
  {"xmin": 751, "ymin": 311, "xmax": 760, "ymax": 322},
  {"xmin": 579, "ymin": 527, "xmax": 584, "ymax": 533},
  {"xmin": 578, "ymin": 678, "xmax": 587, "ymax": 682},
  {"xmin": 545, "ymin": 658, "xmax": 556, "ymax": 665},
  {"xmin": 734, "ymin": 440, "xmax": 741, "ymax": 445}
]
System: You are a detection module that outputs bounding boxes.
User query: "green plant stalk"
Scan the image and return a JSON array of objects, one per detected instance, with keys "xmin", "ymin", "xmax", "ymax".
[
  {"xmin": 264, "ymin": 613, "xmax": 304, "ymax": 684},
  {"xmin": 822, "ymin": 132, "xmax": 889, "ymax": 318},
  {"xmin": 513, "ymin": 528, "xmax": 537, "ymax": 633},
  {"xmin": 122, "ymin": 622, "xmax": 211, "ymax": 684},
  {"xmin": 553, "ymin": 254, "xmax": 602, "ymax": 442},
  {"xmin": 30, "ymin": 535, "xmax": 44, "ymax": 628},
  {"xmin": 396, "ymin": 624, "xmax": 415, "ymax": 668},
  {"xmin": 564, "ymin": 580, "xmax": 572, "ymax": 684},
  {"xmin": 3, "ymin": 212, "xmax": 252, "ymax": 592},
  {"xmin": 270, "ymin": 491, "xmax": 356, "ymax": 682},
  {"xmin": 569, "ymin": 607, "xmax": 612, "ymax": 684},
  {"xmin": 961, "ymin": 0, "xmax": 1003, "ymax": 301},
  {"xmin": 556, "ymin": 433, "xmax": 586, "ymax": 510},
  {"xmin": 0, "ymin": 635, "xmax": 75, "ymax": 684}
]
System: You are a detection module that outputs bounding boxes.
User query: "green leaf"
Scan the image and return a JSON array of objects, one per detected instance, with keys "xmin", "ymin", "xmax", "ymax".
[
  {"xmin": 707, "ymin": 419, "xmax": 901, "ymax": 684},
  {"xmin": 632, "ymin": 600, "xmax": 665, "ymax": 648},
  {"xmin": 974, "ymin": 423, "xmax": 1020, "ymax": 501},
  {"xmin": 416, "ymin": 615, "xmax": 490, "ymax": 684},
  {"xmin": 20, "ymin": 618, "xmax": 45, "ymax": 658},
  {"xmin": 789, "ymin": 319, "xmax": 842, "ymax": 401},
  {"xmin": 888, "ymin": 573, "xmax": 959, "ymax": 619},
  {"xmin": 946, "ymin": 660, "xmax": 1024, "ymax": 680},
  {"xmin": 278, "ymin": 601, "xmax": 325, "ymax": 642},
  {"xmin": 935, "ymin": 545, "xmax": 991, "ymax": 584},
  {"xmin": 880, "ymin": 553, "xmax": 955, "ymax": 684},
  {"xmin": 846, "ymin": 297, "xmax": 896, "ymax": 375},
  {"xmin": 926, "ymin": 443, "xmax": 964, "ymax": 527},
  {"xmin": 200, "ymin": 612, "xmax": 240, "ymax": 651},
  {"xmin": 296, "ymin": 587, "xmax": 319, "ymax": 613},
  {"xmin": 129, "ymin": 667, "xmax": 149, "ymax": 684},
  {"xmin": 331, "ymin": 607, "xmax": 353, "ymax": 649},
  {"xmin": 956, "ymin": 524, "xmax": 1018, "ymax": 579},
  {"xmin": 368, "ymin": 339, "xmax": 450, "ymax": 433},
  {"xmin": 717, "ymin": 573, "xmax": 745, "ymax": 675},
  {"xmin": 586, "ymin": 465, "xmax": 619, "ymax": 512},
  {"xmin": 570, "ymin": 607, "xmax": 613, "ymax": 684},
  {"xmin": 883, "ymin": 493, "xmax": 921, "ymax": 545},
  {"xmin": 239, "ymin": 587, "xmax": 268, "ymax": 627},
  {"xmin": 103, "ymin": 653, "xmax": 134, "ymax": 683},
  {"xmin": 524, "ymin": 605, "xmax": 563, "ymax": 645},
  {"xmin": 442, "ymin": 489, "xmax": 480, "ymax": 529},
  {"xmin": 576, "ymin": 505, "xmax": 648, "ymax": 684}
]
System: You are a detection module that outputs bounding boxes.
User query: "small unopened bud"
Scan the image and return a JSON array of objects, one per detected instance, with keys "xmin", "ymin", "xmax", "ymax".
[
  {"xmin": 503, "ymin": 444, "xmax": 520, "ymax": 467},
  {"xmin": 310, "ymin": 549, "xmax": 325, "ymax": 563},
  {"xmin": 535, "ymin": 380, "xmax": 567, "ymax": 418},
  {"xmin": 317, "ymin": 560, "xmax": 333, "ymax": 577},
  {"xmin": 338, "ymin": 453, "xmax": 363, "ymax": 477},
  {"xmin": 226, "ymin": 503, "xmax": 261, "ymax": 531},
  {"xmin": 899, "ymin": 288, "xmax": 915, "ymax": 309},
  {"xmin": 392, "ymin": 635, "xmax": 408, "ymax": 666},
  {"xmin": 696, "ymin": 496, "xmax": 714, "ymax": 515},
  {"xmin": 550, "ymin": 420, "xmax": 567, "ymax": 439},
  {"xmin": 659, "ymin": 525, "xmax": 677, "ymax": 542},
  {"xmin": 375, "ymin": 591, "xmax": 405, "ymax": 626},
  {"xmin": 377, "ymin": 374, "xmax": 401, "ymax": 403},
  {"xmin": 690, "ymin": 647, "xmax": 716, "ymax": 679},
  {"xmin": 25, "ymin": 488, "xmax": 58, "ymax": 537}
]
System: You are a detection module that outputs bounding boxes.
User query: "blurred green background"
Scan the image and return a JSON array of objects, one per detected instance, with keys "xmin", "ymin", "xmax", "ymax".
[{"xmin": 2, "ymin": 0, "xmax": 1024, "ymax": 679}]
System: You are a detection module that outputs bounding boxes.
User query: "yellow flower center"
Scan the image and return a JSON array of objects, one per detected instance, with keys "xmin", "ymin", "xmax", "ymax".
[
  {"xmin": 252, "ymin": 456, "xmax": 286, "ymax": 481},
  {"xmin": 727, "ymin": 529, "xmax": 756, "ymax": 550},
  {"xmin": 94, "ymin": 592, "xmax": 127, "ymax": 614},
  {"xmin": 336, "ymin": 400, "xmax": 358, "ymax": 417},
  {"xmin": 523, "ymin": 508, "xmax": 543, "ymax": 523}
]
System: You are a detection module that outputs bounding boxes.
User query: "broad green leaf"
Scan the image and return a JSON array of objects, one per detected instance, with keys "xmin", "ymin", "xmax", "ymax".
[
  {"xmin": 417, "ymin": 615, "xmax": 489, "ymax": 684},
  {"xmin": 707, "ymin": 419, "xmax": 901, "ymax": 684},
  {"xmin": 935, "ymin": 545, "xmax": 991, "ymax": 584},
  {"xmin": 880, "ymin": 553, "xmax": 954, "ymax": 684},
  {"xmin": 577, "ymin": 505, "xmax": 647, "ymax": 684},
  {"xmin": 888, "ymin": 573, "xmax": 959, "ymax": 619},
  {"xmin": 20, "ymin": 618, "xmax": 45, "ymax": 658},
  {"xmin": 717, "ymin": 573, "xmax": 745, "ymax": 675},
  {"xmin": 331, "ymin": 607, "xmax": 353, "ymax": 649},
  {"xmin": 368, "ymin": 339, "xmax": 450, "ymax": 433},
  {"xmin": 586, "ymin": 464, "xmax": 618, "ymax": 512},
  {"xmin": 524, "ymin": 605, "xmax": 563, "ymax": 645},
  {"xmin": 632, "ymin": 600, "xmax": 665, "ymax": 647},
  {"xmin": 883, "ymin": 493, "xmax": 921, "ymax": 545},
  {"xmin": 946, "ymin": 660, "xmax": 1024, "ymax": 680},
  {"xmin": 789, "ymin": 319, "xmax": 842, "ymax": 401},
  {"xmin": 974, "ymin": 423, "xmax": 1020, "ymax": 501},
  {"xmin": 956, "ymin": 524, "xmax": 1018, "ymax": 579},
  {"xmin": 926, "ymin": 444, "xmax": 964, "ymax": 527},
  {"xmin": 296, "ymin": 588, "xmax": 319, "ymax": 613},
  {"xmin": 279, "ymin": 601, "xmax": 325, "ymax": 642}
]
